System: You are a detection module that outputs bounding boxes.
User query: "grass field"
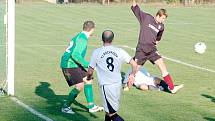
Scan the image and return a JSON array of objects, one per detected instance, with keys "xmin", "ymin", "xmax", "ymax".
[
  {"xmin": 0, "ymin": 0, "xmax": 6, "ymax": 82},
  {"xmin": 0, "ymin": 2, "xmax": 215, "ymax": 121}
]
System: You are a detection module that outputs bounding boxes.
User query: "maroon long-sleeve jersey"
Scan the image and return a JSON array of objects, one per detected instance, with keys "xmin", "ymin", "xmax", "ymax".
[{"xmin": 131, "ymin": 5, "xmax": 164, "ymax": 53}]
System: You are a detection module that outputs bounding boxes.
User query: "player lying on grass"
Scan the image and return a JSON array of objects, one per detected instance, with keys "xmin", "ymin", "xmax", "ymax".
[{"xmin": 123, "ymin": 68, "xmax": 183, "ymax": 93}]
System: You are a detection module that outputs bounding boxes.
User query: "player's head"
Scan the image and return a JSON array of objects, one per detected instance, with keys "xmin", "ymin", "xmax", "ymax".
[
  {"xmin": 155, "ymin": 9, "xmax": 168, "ymax": 23},
  {"xmin": 83, "ymin": 21, "xmax": 95, "ymax": 35},
  {"xmin": 102, "ymin": 30, "xmax": 114, "ymax": 43}
]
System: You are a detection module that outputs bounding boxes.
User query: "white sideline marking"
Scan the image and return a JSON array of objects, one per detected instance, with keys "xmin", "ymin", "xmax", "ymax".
[
  {"xmin": 121, "ymin": 45, "xmax": 215, "ymax": 73},
  {"xmin": 98, "ymin": 22, "xmax": 195, "ymax": 25},
  {"xmin": 11, "ymin": 97, "xmax": 53, "ymax": 121},
  {"xmin": 3, "ymin": 43, "xmax": 215, "ymax": 73}
]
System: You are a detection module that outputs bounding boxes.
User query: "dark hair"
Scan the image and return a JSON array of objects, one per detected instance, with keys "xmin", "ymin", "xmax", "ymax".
[
  {"xmin": 102, "ymin": 30, "xmax": 114, "ymax": 43},
  {"xmin": 156, "ymin": 9, "xmax": 168, "ymax": 18},
  {"xmin": 83, "ymin": 21, "xmax": 95, "ymax": 32}
]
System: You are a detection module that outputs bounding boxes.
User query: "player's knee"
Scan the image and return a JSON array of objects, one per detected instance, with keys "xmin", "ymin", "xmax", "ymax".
[
  {"xmin": 75, "ymin": 82, "xmax": 84, "ymax": 91},
  {"xmin": 106, "ymin": 112, "xmax": 117, "ymax": 117},
  {"xmin": 139, "ymin": 84, "xmax": 148, "ymax": 91},
  {"xmin": 85, "ymin": 80, "xmax": 92, "ymax": 84}
]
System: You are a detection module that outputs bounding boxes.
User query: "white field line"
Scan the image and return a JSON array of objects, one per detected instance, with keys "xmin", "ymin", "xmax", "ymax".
[
  {"xmin": 121, "ymin": 45, "xmax": 215, "ymax": 73},
  {"xmin": 11, "ymin": 97, "xmax": 54, "ymax": 121},
  {"xmin": 98, "ymin": 22, "xmax": 195, "ymax": 25},
  {"xmin": 3, "ymin": 43, "xmax": 215, "ymax": 73}
]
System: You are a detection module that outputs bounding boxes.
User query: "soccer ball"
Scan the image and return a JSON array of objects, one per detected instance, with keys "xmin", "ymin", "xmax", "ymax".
[{"xmin": 194, "ymin": 42, "xmax": 206, "ymax": 54}]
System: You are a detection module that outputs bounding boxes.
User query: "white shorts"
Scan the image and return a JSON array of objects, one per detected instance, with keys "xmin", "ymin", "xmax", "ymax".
[
  {"xmin": 133, "ymin": 71, "xmax": 156, "ymax": 88},
  {"xmin": 100, "ymin": 83, "xmax": 121, "ymax": 113}
]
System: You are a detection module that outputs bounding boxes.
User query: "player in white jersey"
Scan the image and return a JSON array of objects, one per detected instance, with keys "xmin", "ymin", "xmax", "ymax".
[
  {"xmin": 123, "ymin": 68, "xmax": 169, "ymax": 92},
  {"xmin": 85, "ymin": 30, "xmax": 137, "ymax": 121}
]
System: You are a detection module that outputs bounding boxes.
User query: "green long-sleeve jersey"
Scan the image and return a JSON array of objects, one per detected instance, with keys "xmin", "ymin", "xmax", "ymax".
[{"xmin": 60, "ymin": 32, "xmax": 89, "ymax": 68}]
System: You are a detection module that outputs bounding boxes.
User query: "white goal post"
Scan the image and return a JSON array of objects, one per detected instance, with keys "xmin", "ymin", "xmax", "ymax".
[{"xmin": 6, "ymin": 0, "xmax": 15, "ymax": 96}]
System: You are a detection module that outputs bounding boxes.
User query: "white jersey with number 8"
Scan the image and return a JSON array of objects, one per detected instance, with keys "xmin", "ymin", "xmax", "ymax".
[{"xmin": 89, "ymin": 45, "xmax": 132, "ymax": 86}]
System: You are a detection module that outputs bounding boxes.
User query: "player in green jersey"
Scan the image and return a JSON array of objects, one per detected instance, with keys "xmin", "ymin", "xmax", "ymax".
[{"xmin": 60, "ymin": 21, "xmax": 103, "ymax": 114}]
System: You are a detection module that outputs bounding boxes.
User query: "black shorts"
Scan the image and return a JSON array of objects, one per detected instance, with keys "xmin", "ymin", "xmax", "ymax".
[
  {"xmin": 134, "ymin": 49, "xmax": 161, "ymax": 65},
  {"xmin": 62, "ymin": 67, "xmax": 87, "ymax": 87}
]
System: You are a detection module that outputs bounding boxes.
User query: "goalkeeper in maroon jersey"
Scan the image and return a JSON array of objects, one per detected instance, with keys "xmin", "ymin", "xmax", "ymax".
[
  {"xmin": 131, "ymin": 0, "xmax": 183, "ymax": 93},
  {"xmin": 60, "ymin": 21, "xmax": 103, "ymax": 114}
]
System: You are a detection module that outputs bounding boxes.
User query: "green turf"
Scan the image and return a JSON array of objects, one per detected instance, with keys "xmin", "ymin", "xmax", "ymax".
[{"xmin": 1, "ymin": 2, "xmax": 215, "ymax": 121}]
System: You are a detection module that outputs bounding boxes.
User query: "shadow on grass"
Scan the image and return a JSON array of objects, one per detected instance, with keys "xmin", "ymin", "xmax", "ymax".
[
  {"xmin": 201, "ymin": 94, "xmax": 215, "ymax": 103},
  {"xmin": 35, "ymin": 82, "xmax": 98, "ymax": 121},
  {"xmin": 204, "ymin": 117, "xmax": 215, "ymax": 121}
]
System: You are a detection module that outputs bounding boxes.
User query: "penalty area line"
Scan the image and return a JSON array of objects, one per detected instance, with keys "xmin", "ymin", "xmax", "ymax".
[
  {"xmin": 121, "ymin": 45, "xmax": 215, "ymax": 74},
  {"xmin": 11, "ymin": 97, "xmax": 53, "ymax": 121}
]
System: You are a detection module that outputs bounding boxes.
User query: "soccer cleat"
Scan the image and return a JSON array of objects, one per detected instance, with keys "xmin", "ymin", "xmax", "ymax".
[
  {"xmin": 89, "ymin": 105, "xmax": 104, "ymax": 113},
  {"xmin": 123, "ymin": 86, "xmax": 130, "ymax": 91},
  {"xmin": 61, "ymin": 107, "xmax": 75, "ymax": 114},
  {"xmin": 170, "ymin": 84, "xmax": 184, "ymax": 94}
]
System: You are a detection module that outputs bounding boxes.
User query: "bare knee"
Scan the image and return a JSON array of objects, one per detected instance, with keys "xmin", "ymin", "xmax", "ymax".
[
  {"xmin": 139, "ymin": 84, "xmax": 148, "ymax": 91},
  {"xmin": 75, "ymin": 82, "xmax": 84, "ymax": 91}
]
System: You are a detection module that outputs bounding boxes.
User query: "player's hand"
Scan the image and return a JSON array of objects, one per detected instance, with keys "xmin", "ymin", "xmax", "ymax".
[
  {"xmin": 83, "ymin": 76, "xmax": 92, "ymax": 84},
  {"xmin": 127, "ymin": 74, "xmax": 135, "ymax": 88},
  {"xmin": 155, "ymin": 41, "xmax": 159, "ymax": 45},
  {"xmin": 132, "ymin": 0, "xmax": 137, "ymax": 7}
]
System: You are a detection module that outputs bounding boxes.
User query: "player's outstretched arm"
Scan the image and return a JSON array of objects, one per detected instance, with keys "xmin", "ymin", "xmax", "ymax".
[
  {"xmin": 84, "ymin": 67, "xmax": 94, "ymax": 84},
  {"xmin": 131, "ymin": 0, "xmax": 147, "ymax": 24},
  {"xmin": 132, "ymin": 0, "xmax": 137, "ymax": 7},
  {"xmin": 127, "ymin": 59, "xmax": 138, "ymax": 87}
]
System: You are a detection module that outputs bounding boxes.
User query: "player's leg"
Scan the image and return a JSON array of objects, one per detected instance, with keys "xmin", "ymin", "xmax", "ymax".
[
  {"xmin": 61, "ymin": 68, "xmax": 84, "ymax": 114},
  {"xmin": 154, "ymin": 58, "xmax": 184, "ymax": 93},
  {"xmin": 154, "ymin": 58, "xmax": 175, "ymax": 90},
  {"xmin": 107, "ymin": 113, "xmax": 124, "ymax": 121},
  {"xmin": 84, "ymin": 82, "xmax": 104, "ymax": 112},
  {"xmin": 154, "ymin": 77, "xmax": 169, "ymax": 91},
  {"xmin": 133, "ymin": 49, "xmax": 147, "ymax": 71},
  {"xmin": 81, "ymin": 68, "xmax": 103, "ymax": 112},
  {"xmin": 101, "ymin": 83, "xmax": 124, "ymax": 121},
  {"xmin": 148, "ymin": 50, "xmax": 176, "ymax": 92}
]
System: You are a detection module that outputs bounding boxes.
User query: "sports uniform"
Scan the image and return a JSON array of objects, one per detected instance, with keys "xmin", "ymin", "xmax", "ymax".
[
  {"xmin": 60, "ymin": 28, "xmax": 103, "ymax": 114},
  {"xmin": 61, "ymin": 31, "xmax": 89, "ymax": 86},
  {"xmin": 131, "ymin": 4, "xmax": 184, "ymax": 93},
  {"xmin": 89, "ymin": 45, "xmax": 132, "ymax": 114},
  {"xmin": 124, "ymin": 68, "xmax": 157, "ymax": 88},
  {"xmin": 131, "ymin": 5, "xmax": 164, "ymax": 65}
]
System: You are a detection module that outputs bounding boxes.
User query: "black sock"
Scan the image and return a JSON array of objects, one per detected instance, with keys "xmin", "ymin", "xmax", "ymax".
[
  {"xmin": 160, "ymin": 80, "xmax": 169, "ymax": 91},
  {"xmin": 105, "ymin": 114, "xmax": 112, "ymax": 121},
  {"xmin": 111, "ymin": 113, "xmax": 124, "ymax": 121}
]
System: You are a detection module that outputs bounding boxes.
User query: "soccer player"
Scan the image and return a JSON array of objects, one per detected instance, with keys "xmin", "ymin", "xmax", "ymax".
[
  {"xmin": 85, "ymin": 30, "xmax": 137, "ymax": 121},
  {"xmin": 131, "ymin": 0, "xmax": 183, "ymax": 93},
  {"xmin": 123, "ymin": 68, "xmax": 170, "ymax": 92},
  {"xmin": 60, "ymin": 21, "xmax": 103, "ymax": 114}
]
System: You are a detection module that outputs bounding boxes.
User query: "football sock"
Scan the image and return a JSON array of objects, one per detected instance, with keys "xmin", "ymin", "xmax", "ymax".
[
  {"xmin": 64, "ymin": 87, "xmax": 80, "ymax": 107},
  {"xmin": 105, "ymin": 114, "xmax": 112, "ymax": 121},
  {"xmin": 111, "ymin": 113, "xmax": 124, "ymax": 121},
  {"xmin": 159, "ymin": 80, "xmax": 169, "ymax": 91},
  {"xmin": 163, "ymin": 74, "xmax": 174, "ymax": 90},
  {"xmin": 84, "ymin": 84, "xmax": 95, "ymax": 109}
]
